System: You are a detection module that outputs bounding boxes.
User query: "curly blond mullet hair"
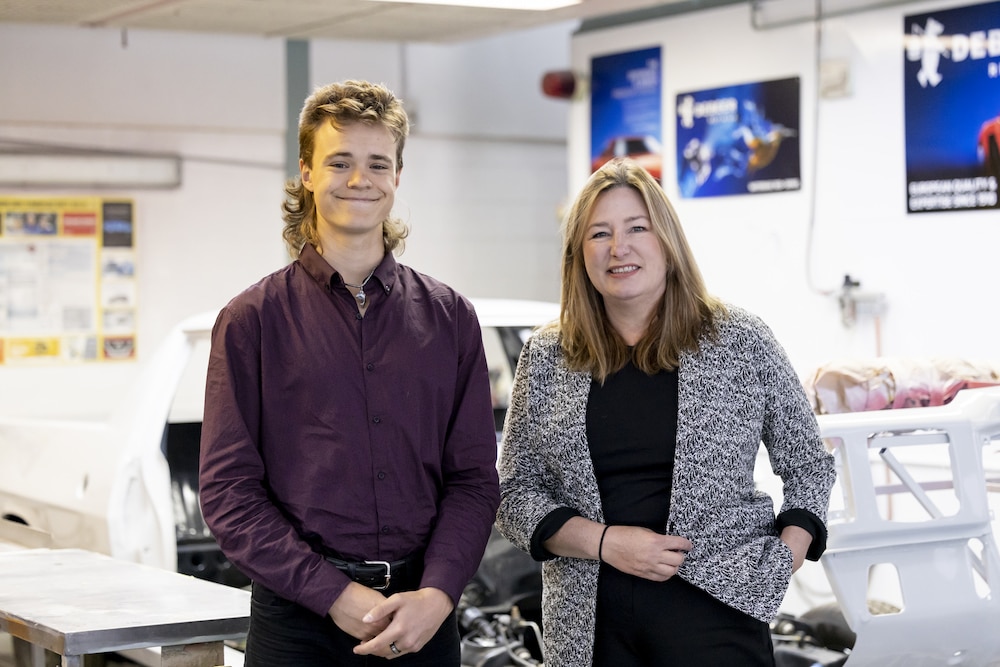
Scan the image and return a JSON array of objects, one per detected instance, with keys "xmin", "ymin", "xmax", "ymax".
[{"xmin": 282, "ymin": 80, "xmax": 410, "ymax": 257}]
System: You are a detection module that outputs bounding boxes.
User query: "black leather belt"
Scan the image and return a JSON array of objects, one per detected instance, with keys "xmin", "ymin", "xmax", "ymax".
[{"xmin": 325, "ymin": 555, "xmax": 422, "ymax": 593}]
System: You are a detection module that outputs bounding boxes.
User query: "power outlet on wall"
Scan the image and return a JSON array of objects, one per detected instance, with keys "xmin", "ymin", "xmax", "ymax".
[
  {"xmin": 838, "ymin": 274, "xmax": 886, "ymax": 327},
  {"xmin": 820, "ymin": 59, "xmax": 851, "ymax": 99}
]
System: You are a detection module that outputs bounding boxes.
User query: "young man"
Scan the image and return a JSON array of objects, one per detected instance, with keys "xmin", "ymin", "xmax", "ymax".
[{"xmin": 199, "ymin": 80, "xmax": 500, "ymax": 665}]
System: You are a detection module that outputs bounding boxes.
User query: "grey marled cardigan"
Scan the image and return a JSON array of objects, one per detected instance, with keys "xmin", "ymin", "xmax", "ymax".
[{"xmin": 495, "ymin": 305, "xmax": 836, "ymax": 667}]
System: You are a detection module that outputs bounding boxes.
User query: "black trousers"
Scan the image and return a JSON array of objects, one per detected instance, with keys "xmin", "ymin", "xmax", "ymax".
[
  {"xmin": 592, "ymin": 565, "xmax": 776, "ymax": 667},
  {"xmin": 244, "ymin": 583, "xmax": 461, "ymax": 667}
]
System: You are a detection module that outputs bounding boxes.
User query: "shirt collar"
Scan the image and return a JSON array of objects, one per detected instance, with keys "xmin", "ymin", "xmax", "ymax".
[{"xmin": 299, "ymin": 243, "xmax": 399, "ymax": 297}]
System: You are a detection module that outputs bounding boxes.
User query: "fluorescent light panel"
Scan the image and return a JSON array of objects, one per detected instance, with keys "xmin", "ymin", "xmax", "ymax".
[
  {"xmin": 368, "ymin": 0, "xmax": 580, "ymax": 10},
  {"xmin": 0, "ymin": 153, "xmax": 181, "ymax": 189}
]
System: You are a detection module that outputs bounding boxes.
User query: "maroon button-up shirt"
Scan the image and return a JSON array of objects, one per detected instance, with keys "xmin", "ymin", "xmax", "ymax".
[{"xmin": 199, "ymin": 244, "xmax": 499, "ymax": 617}]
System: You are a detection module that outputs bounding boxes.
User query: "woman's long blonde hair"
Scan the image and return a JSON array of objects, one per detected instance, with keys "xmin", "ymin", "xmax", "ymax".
[{"xmin": 558, "ymin": 157, "xmax": 725, "ymax": 382}]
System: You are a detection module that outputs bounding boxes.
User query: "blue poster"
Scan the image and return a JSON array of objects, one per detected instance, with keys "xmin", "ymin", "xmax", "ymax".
[
  {"xmin": 904, "ymin": 1, "xmax": 1000, "ymax": 213},
  {"xmin": 590, "ymin": 47, "xmax": 662, "ymax": 181},
  {"xmin": 676, "ymin": 77, "xmax": 800, "ymax": 198}
]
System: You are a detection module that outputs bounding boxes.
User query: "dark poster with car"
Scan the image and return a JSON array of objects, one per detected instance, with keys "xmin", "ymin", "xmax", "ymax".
[
  {"xmin": 676, "ymin": 77, "xmax": 801, "ymax": 198},
  {"xmin": 904, "ymin": 0, "xmax": 1000, "ymax": 213},
  {"xmin": 590, "ymin": 46, "xmax": 663, "ymax": 181}
]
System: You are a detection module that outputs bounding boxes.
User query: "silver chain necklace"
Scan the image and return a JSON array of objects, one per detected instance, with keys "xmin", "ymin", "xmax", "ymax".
[{"xmin": 343, "ymin": 266, "xmax": 377, "ymax": 307}]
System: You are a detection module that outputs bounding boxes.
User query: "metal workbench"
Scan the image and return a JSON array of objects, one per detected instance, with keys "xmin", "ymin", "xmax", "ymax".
[{"xmin": 0, "ymin": 549, "xmax": 250, "ymax": 667}]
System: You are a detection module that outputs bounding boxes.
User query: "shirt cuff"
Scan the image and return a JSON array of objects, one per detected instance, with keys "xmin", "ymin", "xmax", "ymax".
[
  {"xmin": 529, "ymin": 507, "xmax": 581, "ymax": 561},
  {"xmin": 775, "ymin": 508, "xmax": 828, "ymax": 561}
]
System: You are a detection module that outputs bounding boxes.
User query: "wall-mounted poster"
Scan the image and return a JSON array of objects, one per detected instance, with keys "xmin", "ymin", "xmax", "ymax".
[
  {"xmin": 590, "ymin": 46, "xmax": 662, "ymax": 181},
  {"xmin": 904, "ymin": 1, "xmax": 1000, "ymax": 213},
  {"xmin": 0, "ymin": 196, "xmax": 137, "ymax": 364},
  {"xmin": 676, "ymin": 77, "xmax": 801, "ymax": 198}
]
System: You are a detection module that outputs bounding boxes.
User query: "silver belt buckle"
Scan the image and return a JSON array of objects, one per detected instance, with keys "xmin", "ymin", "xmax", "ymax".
[{"xmin": 364, "ymin": 560, "xmax": 392, "ymax": 590}]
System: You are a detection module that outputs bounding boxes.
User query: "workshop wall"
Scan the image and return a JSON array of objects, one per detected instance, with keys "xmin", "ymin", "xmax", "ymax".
[
  {"xmin": 0, "ymin": 21, "xmax": 571, "ymax": 419},
  {"xmin": 568, "ymin": 0, "xmax": 999, "ymax": 376}
]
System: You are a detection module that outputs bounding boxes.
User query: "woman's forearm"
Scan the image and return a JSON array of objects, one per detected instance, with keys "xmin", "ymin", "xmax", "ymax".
[{"xmin": 542, "ymin": 516, "xmax": 606, "ymax": 560}]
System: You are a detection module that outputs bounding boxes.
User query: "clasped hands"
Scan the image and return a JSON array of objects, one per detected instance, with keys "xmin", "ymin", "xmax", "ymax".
[{"xmin": 329, "ymin": 581, "xmax": 453, "ymax": 659}]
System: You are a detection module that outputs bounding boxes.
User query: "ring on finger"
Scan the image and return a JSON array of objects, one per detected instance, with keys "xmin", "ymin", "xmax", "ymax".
[{"xmin": 390, "ymin": 641, "xmax": 402, "ymax": 656}]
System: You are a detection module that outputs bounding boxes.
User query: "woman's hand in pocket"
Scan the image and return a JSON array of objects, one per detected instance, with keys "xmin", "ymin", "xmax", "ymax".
[{"xmin": 779, "ymin": 525, "xmax": 812, "ymax": 573}]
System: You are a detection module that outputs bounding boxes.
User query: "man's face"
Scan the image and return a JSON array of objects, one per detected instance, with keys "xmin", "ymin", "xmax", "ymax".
[{"xmin": 300, "ymin": 121, "xmax": 400, "ymax": 243}]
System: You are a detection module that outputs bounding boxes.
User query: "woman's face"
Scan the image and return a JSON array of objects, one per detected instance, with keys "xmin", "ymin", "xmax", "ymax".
[{"xmin": 582, "ymin": 186, "xmax": 667, "ymax": 312}]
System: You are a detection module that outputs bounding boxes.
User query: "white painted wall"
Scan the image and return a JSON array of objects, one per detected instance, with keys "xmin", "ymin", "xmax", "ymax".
[
  {"xmin": 569, "ymin": 0, "xmax": 1000, "ymax": 377},
  {"xmin": 0, "ymin": 21, "xmax": 572, "ymax": 419}
]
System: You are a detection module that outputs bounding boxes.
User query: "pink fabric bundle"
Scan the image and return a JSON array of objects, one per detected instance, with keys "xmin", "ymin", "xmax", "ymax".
[{"xmin": 805, "ymin": 358, "xmax": 1000, "ymax": 415}]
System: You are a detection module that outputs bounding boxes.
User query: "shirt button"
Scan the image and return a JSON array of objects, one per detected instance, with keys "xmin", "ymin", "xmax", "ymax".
[
  {"xmin": 384, "ymin": 285, "xmax": 391, "ymax": 293},
  {"xmin": 373, "ymin": 416, "xmax": 381, "ymax": 424},
  {"xmin": 381, "ymin": 526, "xmax": 390, "ymax": 534},
  {"xmin": 355, "ymin": 313, "xmax": 362, "ymax": 320},
  {"xmin": 366, "ymin": 363, "xmax": 374, "ymax": 371},
  {"xmin": 377, "ymin": 471, "xmax": 386, "ymax": 480}
]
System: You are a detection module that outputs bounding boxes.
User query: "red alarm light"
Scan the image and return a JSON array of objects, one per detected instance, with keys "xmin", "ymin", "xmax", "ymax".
[{"xmin": 541, "ymin": 70, "xmax": 577, "ymax": 99}]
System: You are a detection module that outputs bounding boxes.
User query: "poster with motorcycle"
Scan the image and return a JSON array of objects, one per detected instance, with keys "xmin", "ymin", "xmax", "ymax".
[
  {"xmin": 676, "ymin": 76, "xmax": 801, "ymax": 198},
  {"xmin": 904, "ymin": 0, "xmax": 1000, "ymax": 213}
]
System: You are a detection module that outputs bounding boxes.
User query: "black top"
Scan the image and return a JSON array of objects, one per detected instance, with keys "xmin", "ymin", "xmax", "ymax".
[
  {"xmin": 585, "ymin": 361, "xmax": 678, "ymax": 530},
  {"xmin": 530, "ymin": 360, "xmax": 676, "ymax": 559}
]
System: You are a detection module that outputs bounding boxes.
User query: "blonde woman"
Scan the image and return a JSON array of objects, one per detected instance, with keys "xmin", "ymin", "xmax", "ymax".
[{"xmin": 496, "ymin": 158, "xmax": 835, "ymax": 666}]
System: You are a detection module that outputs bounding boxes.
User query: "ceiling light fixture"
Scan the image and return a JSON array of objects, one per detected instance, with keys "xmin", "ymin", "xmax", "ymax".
[
  {"xmin": 368, "ymin": 0, "xmax": 580, "ymax": 10},
  {"xmin": 0, "ymin": 152, "xmax": 181, "ymax": 189}
]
